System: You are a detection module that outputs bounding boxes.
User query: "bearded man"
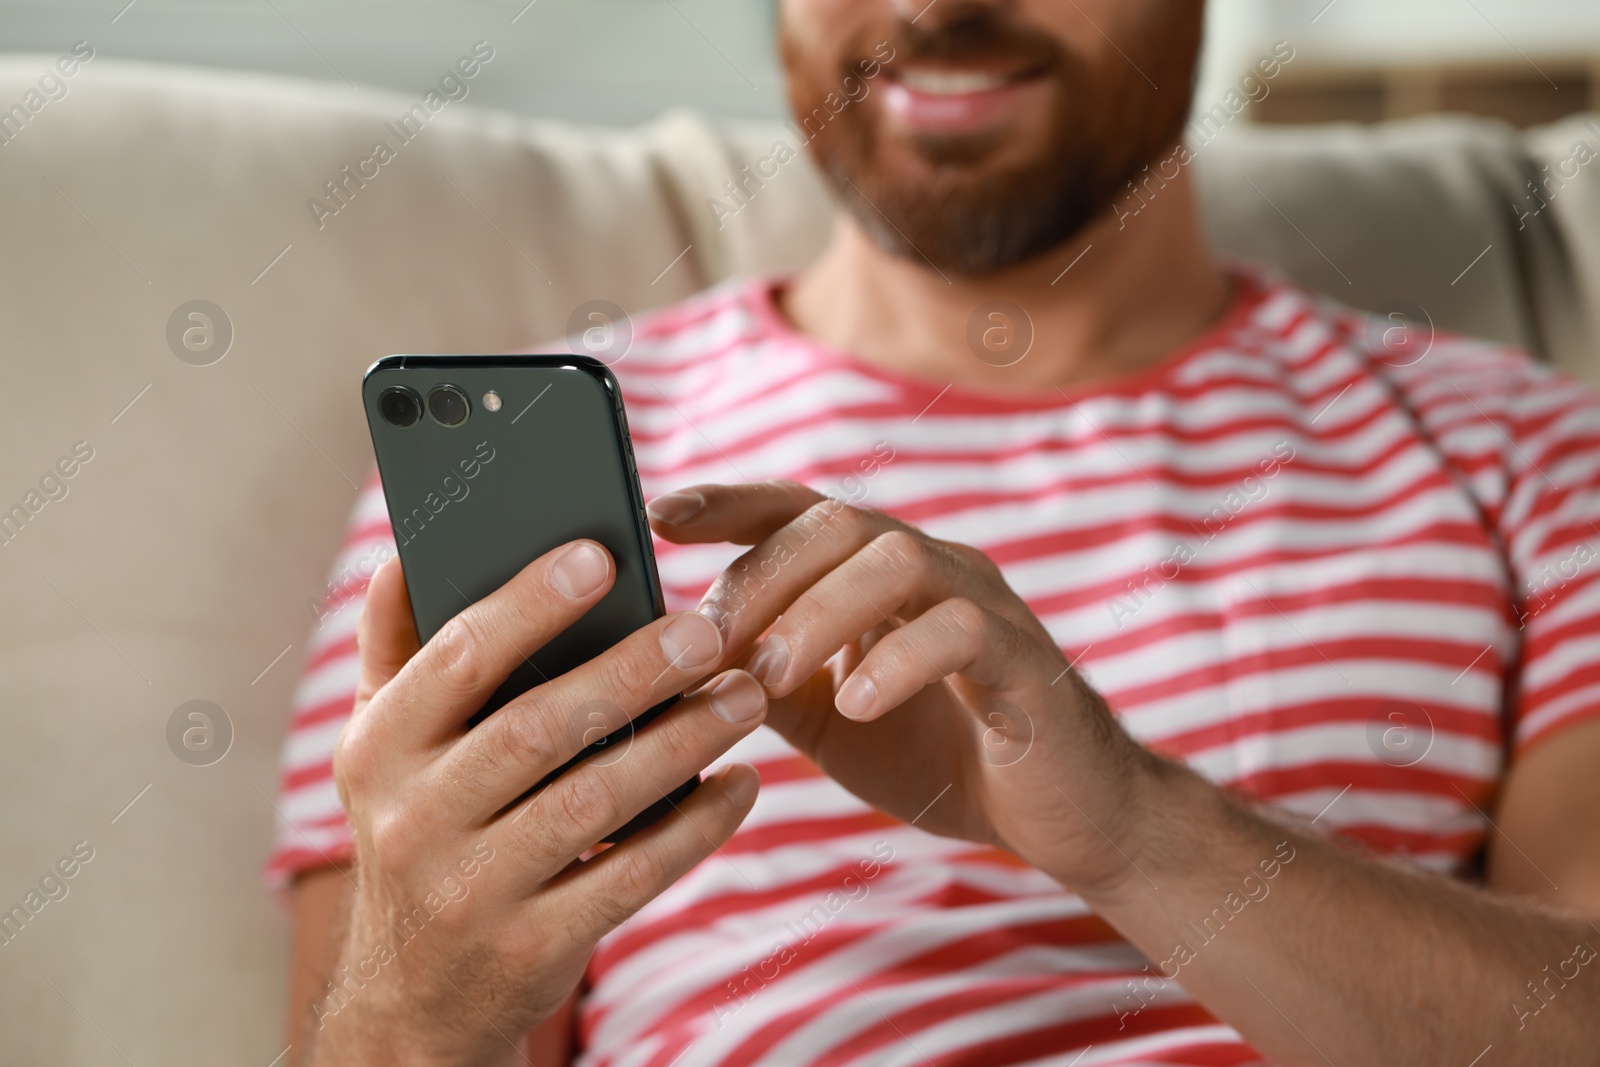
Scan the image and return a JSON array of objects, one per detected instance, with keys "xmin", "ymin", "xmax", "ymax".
[{"xmin": 275, "ymin": 2, "xmax": 1600, "ymax": 1064}]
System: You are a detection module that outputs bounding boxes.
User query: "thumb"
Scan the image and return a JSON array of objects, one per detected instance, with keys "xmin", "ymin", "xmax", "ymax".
[{"xmin": 355, "ymin": 555, "xmax": 421, "ymax": 705}]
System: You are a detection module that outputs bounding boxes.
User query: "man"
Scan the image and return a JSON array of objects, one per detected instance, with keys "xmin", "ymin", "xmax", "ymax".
[{"xmin": 273, "ymin": 1, "xmax": 1600, "ymax": 1063}]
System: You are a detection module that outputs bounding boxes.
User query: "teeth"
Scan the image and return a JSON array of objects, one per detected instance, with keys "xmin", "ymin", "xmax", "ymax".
[{"xmin": 897, "ymin": 69, "xmax": 1008, "ymax": 95}]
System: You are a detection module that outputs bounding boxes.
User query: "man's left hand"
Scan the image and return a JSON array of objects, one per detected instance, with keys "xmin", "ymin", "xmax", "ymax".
[{"xmin": 648, "ymin": 480, "xmax": 1167, "ymax": 901}]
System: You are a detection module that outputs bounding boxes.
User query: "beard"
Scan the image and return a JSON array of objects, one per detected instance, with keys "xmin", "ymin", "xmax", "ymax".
[{"xmin": 780, "ymin": 5, "xmax": 1202, "ymax": 276}]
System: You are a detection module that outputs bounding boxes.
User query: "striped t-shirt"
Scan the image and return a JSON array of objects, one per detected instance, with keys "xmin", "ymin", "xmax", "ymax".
[{"xmin": 271, "ymin": 267, "xmax": 1600, "ymax": 1065}]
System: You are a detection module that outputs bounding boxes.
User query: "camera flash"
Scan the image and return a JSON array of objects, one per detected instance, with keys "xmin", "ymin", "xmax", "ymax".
[{"xmin": 482, "ymin": 390, "xmax": 502, "ymax": 412}]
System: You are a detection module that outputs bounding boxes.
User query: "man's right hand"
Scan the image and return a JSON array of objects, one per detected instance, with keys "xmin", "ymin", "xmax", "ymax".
[{"xmin": 305, "ymin": 544, "xmax": 766, "ymax": 1067}]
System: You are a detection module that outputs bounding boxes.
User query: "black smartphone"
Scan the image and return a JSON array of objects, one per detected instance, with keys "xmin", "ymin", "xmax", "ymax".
[{"xmin": 362, "ymin": 354, "xmax": 697, "ymax": 841}]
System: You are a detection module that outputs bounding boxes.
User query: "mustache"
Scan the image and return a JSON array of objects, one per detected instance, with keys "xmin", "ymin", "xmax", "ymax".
[{"xmin": 867, "ymin": 8, "xmax": 1062, "ymax": 70}]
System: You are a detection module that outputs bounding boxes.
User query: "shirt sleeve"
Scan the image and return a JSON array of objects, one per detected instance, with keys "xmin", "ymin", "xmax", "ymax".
[
  {"xmin": 263, "ymin": 471, "xmax": 396, "ymax": 889},
  {"xmin": 1499, "ymin": 364, "xmax": 1600, "ymax": 757}
]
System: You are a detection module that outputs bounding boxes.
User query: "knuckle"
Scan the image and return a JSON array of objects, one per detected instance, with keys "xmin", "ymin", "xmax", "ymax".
[
  {"xmin": 767, "ymin": 478, "xmax": 812, "ymax": 498},
  {"xmin": 333, "ymin": 720, "xmax": 368, "ymax": 790},
  {"xmin": 495, "ymin": 703, "xmax": 560, "ymax": 776},
  {"xmin": 796, "ymin": 495, "xmax": 864, "ymax": 543},
  {"xmin": 614, "ymin": 843, "xmax": 670, "ymax": 902},
  {"xmin": 780, "ymin": 601, "xmax": 827, "ymax": 652},
  {"xmin": 332, "ymin": 715, "xmax": 388, "ymax": 804},
  {"xmin": 648, "ymin": 711, "xmax": 705, "ymax": 777},
  {"xmin": 951, "ymin": 540, "xmax": 1003, "ymax": 579},
  {"xmin": 707, "ymin": 554, "xmax": 760, "ymax": 611},
  {"xmin": 871, "ymin": 528, "xmax": 927, "ymax": 571},
  {"xmin": 797, "ymin": 498, "xmax": 850, "ymax": 541},
  {"xmin": 450, "ymin": 702, "xmax": 560, "ymax": 807},
  {"xmin": 553, "ymin": 769, "xmax": 620, "ymax": 840},
  {"xmin": 701, "ymin": 566, "xmax": 738, "ymax": 604},
  {"xmin": 581, "ymin": 844, "xmax": 670, "ymax": 933},
  {"xmin": 424, "ymin": 890, "xmax": 473, "ymax": 937},
  {"xmin": 607, "ymin": 643, "xmax": 657, "ymax": 699},
  {"xmin": 505, "ymin": 807, "xmax": 562, "ymax": 870},
  {"xmin": 836, "ymin": 500, "xmax": 876, "ymax": 536},
  {"xmin": 505, "ymin": 577, "xmax": 563, "ymax": 639},
  {"xmin": 940, "ymin": 596, "xmax": 991, "ymax": 639},
  {"xmin": 366, "ymin": 807, "xmax": 416, "ymax": 869},
  {"xmin": 582, "ymin": 886, "xmax": 641, "ymax": 932},
  {"xmin": 990, "ymin": 614, "xmax": 1028, "ymax": 663},
  {"xmin": 432, "ymin": 613, "xmax": 492, "ymax": 694}
]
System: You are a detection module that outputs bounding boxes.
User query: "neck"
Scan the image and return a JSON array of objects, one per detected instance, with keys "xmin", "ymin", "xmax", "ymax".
[{"xmin": 782, "ymin": 163, "xmax": 1230, "ymax": 394}]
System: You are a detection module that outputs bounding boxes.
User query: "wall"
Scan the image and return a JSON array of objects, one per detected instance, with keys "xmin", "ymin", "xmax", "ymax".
[{"xmin": 0, "ymin": 0, "xmax": 787, "ymax": 125}]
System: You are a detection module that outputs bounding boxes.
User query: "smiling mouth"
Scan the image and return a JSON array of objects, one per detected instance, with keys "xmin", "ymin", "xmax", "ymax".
[
  {"xmin": 892, "ymin": 66, "xmax": 1041, "ymax": 95},
  {"xmin": 880, "ymin": 63, "xmax": 1050, "ymax": 134}
]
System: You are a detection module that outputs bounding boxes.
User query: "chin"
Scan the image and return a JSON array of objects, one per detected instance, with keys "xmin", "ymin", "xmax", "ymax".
[{"xmin": 824, "ymin": 142, "xmax": 1105, "ymax": 275}]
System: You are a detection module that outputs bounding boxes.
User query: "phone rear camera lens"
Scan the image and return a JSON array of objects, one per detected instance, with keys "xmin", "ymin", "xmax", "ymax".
[
  {"xmin": 378, "ymin": 386, "xmax": 422, "ymax": 428},
  {"xmin": 428, "ymin": 385, "xmax": 470, "ymax": 427}
]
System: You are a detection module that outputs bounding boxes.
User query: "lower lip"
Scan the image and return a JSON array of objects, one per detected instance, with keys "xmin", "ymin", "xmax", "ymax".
[{"xmin": 880, "ymin": 76, "xmax": 1044, "ymax": 134}]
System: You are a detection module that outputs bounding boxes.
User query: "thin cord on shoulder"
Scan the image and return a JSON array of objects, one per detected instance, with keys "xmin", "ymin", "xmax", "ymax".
[
  {"xmin": 1342, "ymin": 317, "xmax": 1523, "ymax": 620},
  {"xmin": 1341, "ymin": 316, "xmax": 1529, "ymax": 762}
]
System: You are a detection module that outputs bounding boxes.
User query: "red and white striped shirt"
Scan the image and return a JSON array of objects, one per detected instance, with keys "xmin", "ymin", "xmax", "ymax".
[{"xmin": 271, "ymin": 267, "xmax": 1600, "ymax": 1065}]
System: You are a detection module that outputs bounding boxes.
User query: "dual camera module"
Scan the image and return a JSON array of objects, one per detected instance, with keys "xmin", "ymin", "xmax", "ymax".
[{"xmin": 379, "ymin": 384, "xmax": 476, "ymax": 429}]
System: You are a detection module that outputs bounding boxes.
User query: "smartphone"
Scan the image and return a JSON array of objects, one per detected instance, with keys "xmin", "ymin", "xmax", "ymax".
[{"xmin": 362, "ymin": 354, "xmax": 697, "ymax": 841}]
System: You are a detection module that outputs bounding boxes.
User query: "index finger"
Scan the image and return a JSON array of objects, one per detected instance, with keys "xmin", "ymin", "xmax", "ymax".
[
  {"xmin": 649, "ymin": 481, "xmax": 912, "ymax": 664},
  {"xmin": 646, "ymin": 480, "xmax": 826, "ymax": 545}
]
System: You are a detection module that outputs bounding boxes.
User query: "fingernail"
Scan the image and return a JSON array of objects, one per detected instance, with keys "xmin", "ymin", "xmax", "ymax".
[
  {"xmin": 835, "ymin": 673, "xmax": 878, "ymax": 720},
  {"xmin": 722, "ymin": 765, "xmax": 758, "ymax": 807},
  {"xmin": 660, "ymin": 611, "xmax": 722, "ymax": 670},
  {"xmin": 550, "ymin": 542, "xmax": 609, "ymax": 598},
  {"xmin": 748, "ymin": 634, "xmax": 789, "ymax": 689},
  {"xmin": 698, "ymin": 597, "xmax": 730, "ymax": 639},
  {"xmin": 646, "ymin": 491, "xmax": 704, "ymax": 525},
  {"xmin": 708, "ymin": 673, "xmax": 765, "ymax": 724}
]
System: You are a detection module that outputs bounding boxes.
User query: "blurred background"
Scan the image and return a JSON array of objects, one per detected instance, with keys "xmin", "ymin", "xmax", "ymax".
[{"xmin": 3, "ymin": 0, "xmax": 1598, "ymax": 130}]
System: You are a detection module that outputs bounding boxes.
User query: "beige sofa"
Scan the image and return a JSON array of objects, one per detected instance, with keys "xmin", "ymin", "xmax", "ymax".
[{"xmin": 0, "ymin": 53, "xmax": 1596, "ymax": 1065}]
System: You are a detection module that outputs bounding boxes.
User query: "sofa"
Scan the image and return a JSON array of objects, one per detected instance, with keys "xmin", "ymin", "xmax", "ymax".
[{"xmin": 0, "ymin": 53, "xmax": 1596, "ymax": 1065}]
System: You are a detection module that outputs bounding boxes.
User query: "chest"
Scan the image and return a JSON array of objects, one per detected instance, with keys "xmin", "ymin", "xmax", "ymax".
[{"xmin": 631, "ymin": 378, "xmax": 1513, "ymax": 867}]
